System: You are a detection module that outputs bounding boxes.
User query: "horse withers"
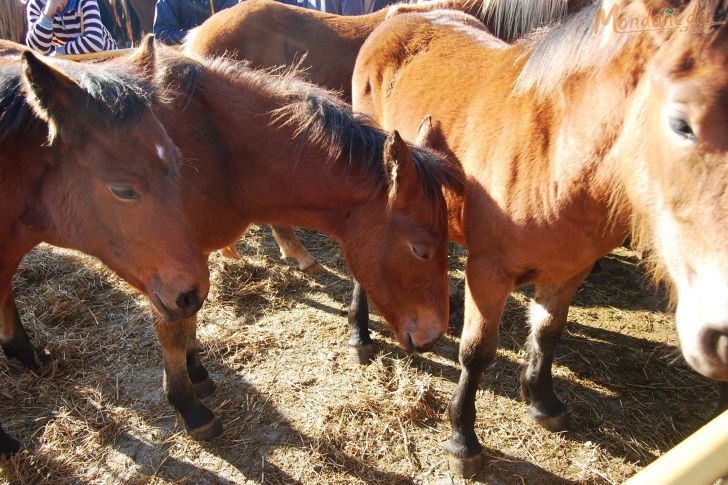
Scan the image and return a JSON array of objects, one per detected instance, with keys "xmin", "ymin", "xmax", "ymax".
[
  {"xmin": 0, "ymin": 38, "xmax": 209, "ymax": 454},
  {"xmin": 353, "ymin": 0, "xmax": 728, "ymax": 476}
]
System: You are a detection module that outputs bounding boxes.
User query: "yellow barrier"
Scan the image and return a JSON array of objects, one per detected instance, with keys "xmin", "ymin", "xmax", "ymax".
[{"xmin": 625, "ymin": 409, "xmax": 728, "ymax": 485}]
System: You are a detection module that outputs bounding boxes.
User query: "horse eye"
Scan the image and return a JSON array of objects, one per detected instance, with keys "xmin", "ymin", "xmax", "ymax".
[
  {"xmin": 109, "ymin": 186, "xmax": 140, "ymax": 201},
  {"xmin": 668, "ymin": 115, "xmax": 696, "ymax": 142},
  {"xmin": 410, "ymin": 244, "xmax": 430, "ymax": 260}
]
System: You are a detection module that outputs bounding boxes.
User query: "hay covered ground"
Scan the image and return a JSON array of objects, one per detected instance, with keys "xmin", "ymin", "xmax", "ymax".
[{"xmin": 0, "ymin": 226, "xmax": 721, "ymax": 484}]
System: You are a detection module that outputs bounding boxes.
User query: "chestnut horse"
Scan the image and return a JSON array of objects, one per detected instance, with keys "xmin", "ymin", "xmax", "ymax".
[
  {"xmin": 0, "ymin": 39, "xmax": 209, "ymax": 454},
  {"xmin": 352, "ymin": 0, "xmax": 728, "ymax": 476},
  {"xmin": 131, "ymin": 47, "xmax": 462, "ymax": 440}
]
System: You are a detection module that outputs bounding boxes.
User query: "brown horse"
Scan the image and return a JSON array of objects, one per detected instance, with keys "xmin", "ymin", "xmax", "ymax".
[
  {"xmin": 0, "ymin": 38, "xmax": 209, "ymax": 454},
  {"xmin": 126, "ymin": 47, "xmax": 463, "ymax": 440},
  {"xmin": 352, "ymin": 0, "xmax": 728, "ymax": 476}
]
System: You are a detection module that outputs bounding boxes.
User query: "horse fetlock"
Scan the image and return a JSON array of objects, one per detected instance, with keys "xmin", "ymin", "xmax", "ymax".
[{"xmin": 191, "ymin": 376, "xmax": 217, "ymax": 399}]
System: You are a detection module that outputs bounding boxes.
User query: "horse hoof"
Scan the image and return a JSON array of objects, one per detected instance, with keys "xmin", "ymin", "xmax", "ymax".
[
  {"xmin": 348, "ymin": 343, "xmax": 375, "ymax": 365},
  {"xmin": 301, "ymin": 261, "xmax": 326, "ymax": 274},
  {"xmin": 448, "ymin": 452, "xmax": 482, "ymax": 478},
  {"xmin": 0, "ymin": 436, "xmax": 20, "ymax": 457},
  {"xmin": 33, "ymin": 349, "xmax": 54, "ymax": 376},
  {"xmin": 187, "ymin": 417, "xmax": 223, "ymax": 441},
  {"xmin": 192, "ymin": 376, "xmax": 217, "ymax": 399},
  {"xmin": 533, "ymin": 409, "xmax": 568, "ymax": 432},
  {"xmin": 221, "ymin": 245, "xmax": 242, "ymax": 259}
]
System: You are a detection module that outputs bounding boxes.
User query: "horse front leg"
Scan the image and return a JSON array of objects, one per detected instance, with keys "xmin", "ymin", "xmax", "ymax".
[
  {"xmin": 347, "ymin": 280, "xmax": 374, "ymax": 364},
  {"xmin": 154, "ymin": 314, "xmax": 222, "ymax": 441},
  {"xmin": 445, "ymin": 256, "xmax": 510, "ymax": 478},
  {"xmin": 271, "ymin": 226, "xmax": 324, "ymax": 274},
  {"xmin": 0, "ymin": 275, "xmax": 52, "ymax": 375},
  {"xmin": 519, "ymin": 268, "xmax": 590, "ymax": 432},
  {"xmin": 183, "ymin": 316, "xmax": 216, "ymax": 399}
]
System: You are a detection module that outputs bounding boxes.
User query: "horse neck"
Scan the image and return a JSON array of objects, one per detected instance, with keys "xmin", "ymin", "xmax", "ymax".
[
  {"xmin": 518, "ymin": 36, "xmax": 653, "ymax": 230},
  {"xmin": 184, "ymin": 72, "xmax": 387, "ymax": 244},
  {"xmin": 0, "ymin": 141, "xmax": 52, "ymax": 261}
]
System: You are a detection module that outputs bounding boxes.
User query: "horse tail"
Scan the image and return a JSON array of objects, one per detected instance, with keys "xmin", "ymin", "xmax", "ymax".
[
  {"xmin": 478, "ymin": 0, "xmax": 570, "ymax": 42},
  {"xmin": 0, "ymin": 0, "xmax": 28, "ymax": 44}
]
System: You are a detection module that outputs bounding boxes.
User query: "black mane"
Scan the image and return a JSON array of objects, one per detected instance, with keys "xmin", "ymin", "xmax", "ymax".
[{"xmin": 0, "ymin": 56, "xmax": 155, "ymax": 145}]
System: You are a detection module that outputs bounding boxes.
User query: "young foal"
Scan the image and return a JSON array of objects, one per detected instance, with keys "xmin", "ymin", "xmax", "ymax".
[
  {"xmin": 0, "ymin": 39, "xmax": 209, "ymax": 453},
  {"xmin": 353, "ymin": 0, "xmax": 728, "ymax": 475},
  {"xmin": 145, "ymin": 48, "xmax": 463, "ymax": 440}
]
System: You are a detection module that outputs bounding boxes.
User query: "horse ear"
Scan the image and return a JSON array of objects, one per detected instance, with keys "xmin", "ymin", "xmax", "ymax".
[
  {"xmin": 384, "ymin": 130, "xmax": 419, "ymax": 210},
  {"xmin": 129, "ymin": 34, "xmax": 156, "ymax": 83},
  {"xmin": 415, "ymin": 115, "xmax": 437, "ymax": 148},
  {"xmin": 21, "ymin": 51, "xmax": 91, "ymax": 144}
]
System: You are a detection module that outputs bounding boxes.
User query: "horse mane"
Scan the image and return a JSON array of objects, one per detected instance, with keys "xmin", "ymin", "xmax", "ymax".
[
  {"xmin": 157, "ymin": 51, "xmax": 465, "ymax": 205},
  {"xmin": 513, "ymin": 1, "xmax": 633, "ymax": 99},
  {"xmin": 0, "ymin": 0, "xmax": 27, "ymax": 44},
  {"xmin": 477, "ymin": 0, "xmax": 568, "ymax": 41},
  {"xmin": 0, "ymin": 56, "xmax": 155, "ymax": 144}
]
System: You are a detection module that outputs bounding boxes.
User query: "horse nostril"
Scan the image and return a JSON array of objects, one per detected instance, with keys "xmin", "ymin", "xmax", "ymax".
[{"xmin": 176, "ymin": 287, "xmax": 202, "ymax": 312}]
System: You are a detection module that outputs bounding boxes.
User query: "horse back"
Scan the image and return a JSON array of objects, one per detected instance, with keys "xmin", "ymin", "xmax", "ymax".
[{"xmin": 187, "ymin": 0, "xmax": 386, "ymax": 100}]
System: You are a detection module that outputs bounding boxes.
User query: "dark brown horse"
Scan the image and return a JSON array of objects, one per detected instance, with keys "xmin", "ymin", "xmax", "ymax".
[
  {"xmin": 0, "ymin": 38, "xmax": 209, "ymax": 454},
  {"xmin": 353, "ymin": 0, "xmax": 728, "ymax": 476}
]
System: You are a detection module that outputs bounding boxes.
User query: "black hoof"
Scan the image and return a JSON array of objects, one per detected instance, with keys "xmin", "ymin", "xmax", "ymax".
[
  {"xmin": 4, "ymin": 344, "xmax": 54, "ymax": 376},
  {"xmin": 187, "ymin": 416, "xmax": 223, "ymax": 441},
  {"xmin": 348, "ymin": 343, "xmax": 375, "ymax": 365},
  {"xmin": 532, "ymin": 407, "xmax": 569, "ymax": 432},
  {"xmin": 447, "ymin": 452, "xmax": 482, "ymax": 478},
  {"xmin": 0, "ymin": 432, "xmax": 20, "ymax": 457},
  {"xmin": 192, "ymin": 376, "xmax": 216, "ymax": 399}
]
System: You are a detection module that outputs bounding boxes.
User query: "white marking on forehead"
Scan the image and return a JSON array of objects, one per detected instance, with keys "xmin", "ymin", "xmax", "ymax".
[{"xmin": 156, "ymin": 143, "xmax": 167, "ymax": 161}]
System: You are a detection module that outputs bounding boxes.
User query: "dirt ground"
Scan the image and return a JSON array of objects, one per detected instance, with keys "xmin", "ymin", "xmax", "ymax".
[{"xmin": 0, "ymin": 226, "xmax": 721, "ymax": 484}]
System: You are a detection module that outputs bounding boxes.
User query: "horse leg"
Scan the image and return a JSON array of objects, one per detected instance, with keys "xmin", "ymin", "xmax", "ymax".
[
  {"xmin": 0, "ymin": 422, "xmax": 20, "ymax": 457},
  {"xmin": 181, "ymin": 316, "xmax": 216, "ymax": 399},
  {"xmin": 347, "ymin": 280, "xmax": 375, "ymax": 364},
  {"xmin": 271, "ymin": 226, "xmax": 324, "ymax": 274},
  {"xmin": 0, "ymin": 276, "xmax": 52, "ymax": 375},
  {"xmin": 445, "ymin": 256, "xmax": 510, "ymax": 478},
  {"xmin": 154, "ymin": 314, "xmax": 222, "ymax": 441},
  {"xmin": 519, "ymin": 269, "xmax": 589, "ymax": 432}
]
